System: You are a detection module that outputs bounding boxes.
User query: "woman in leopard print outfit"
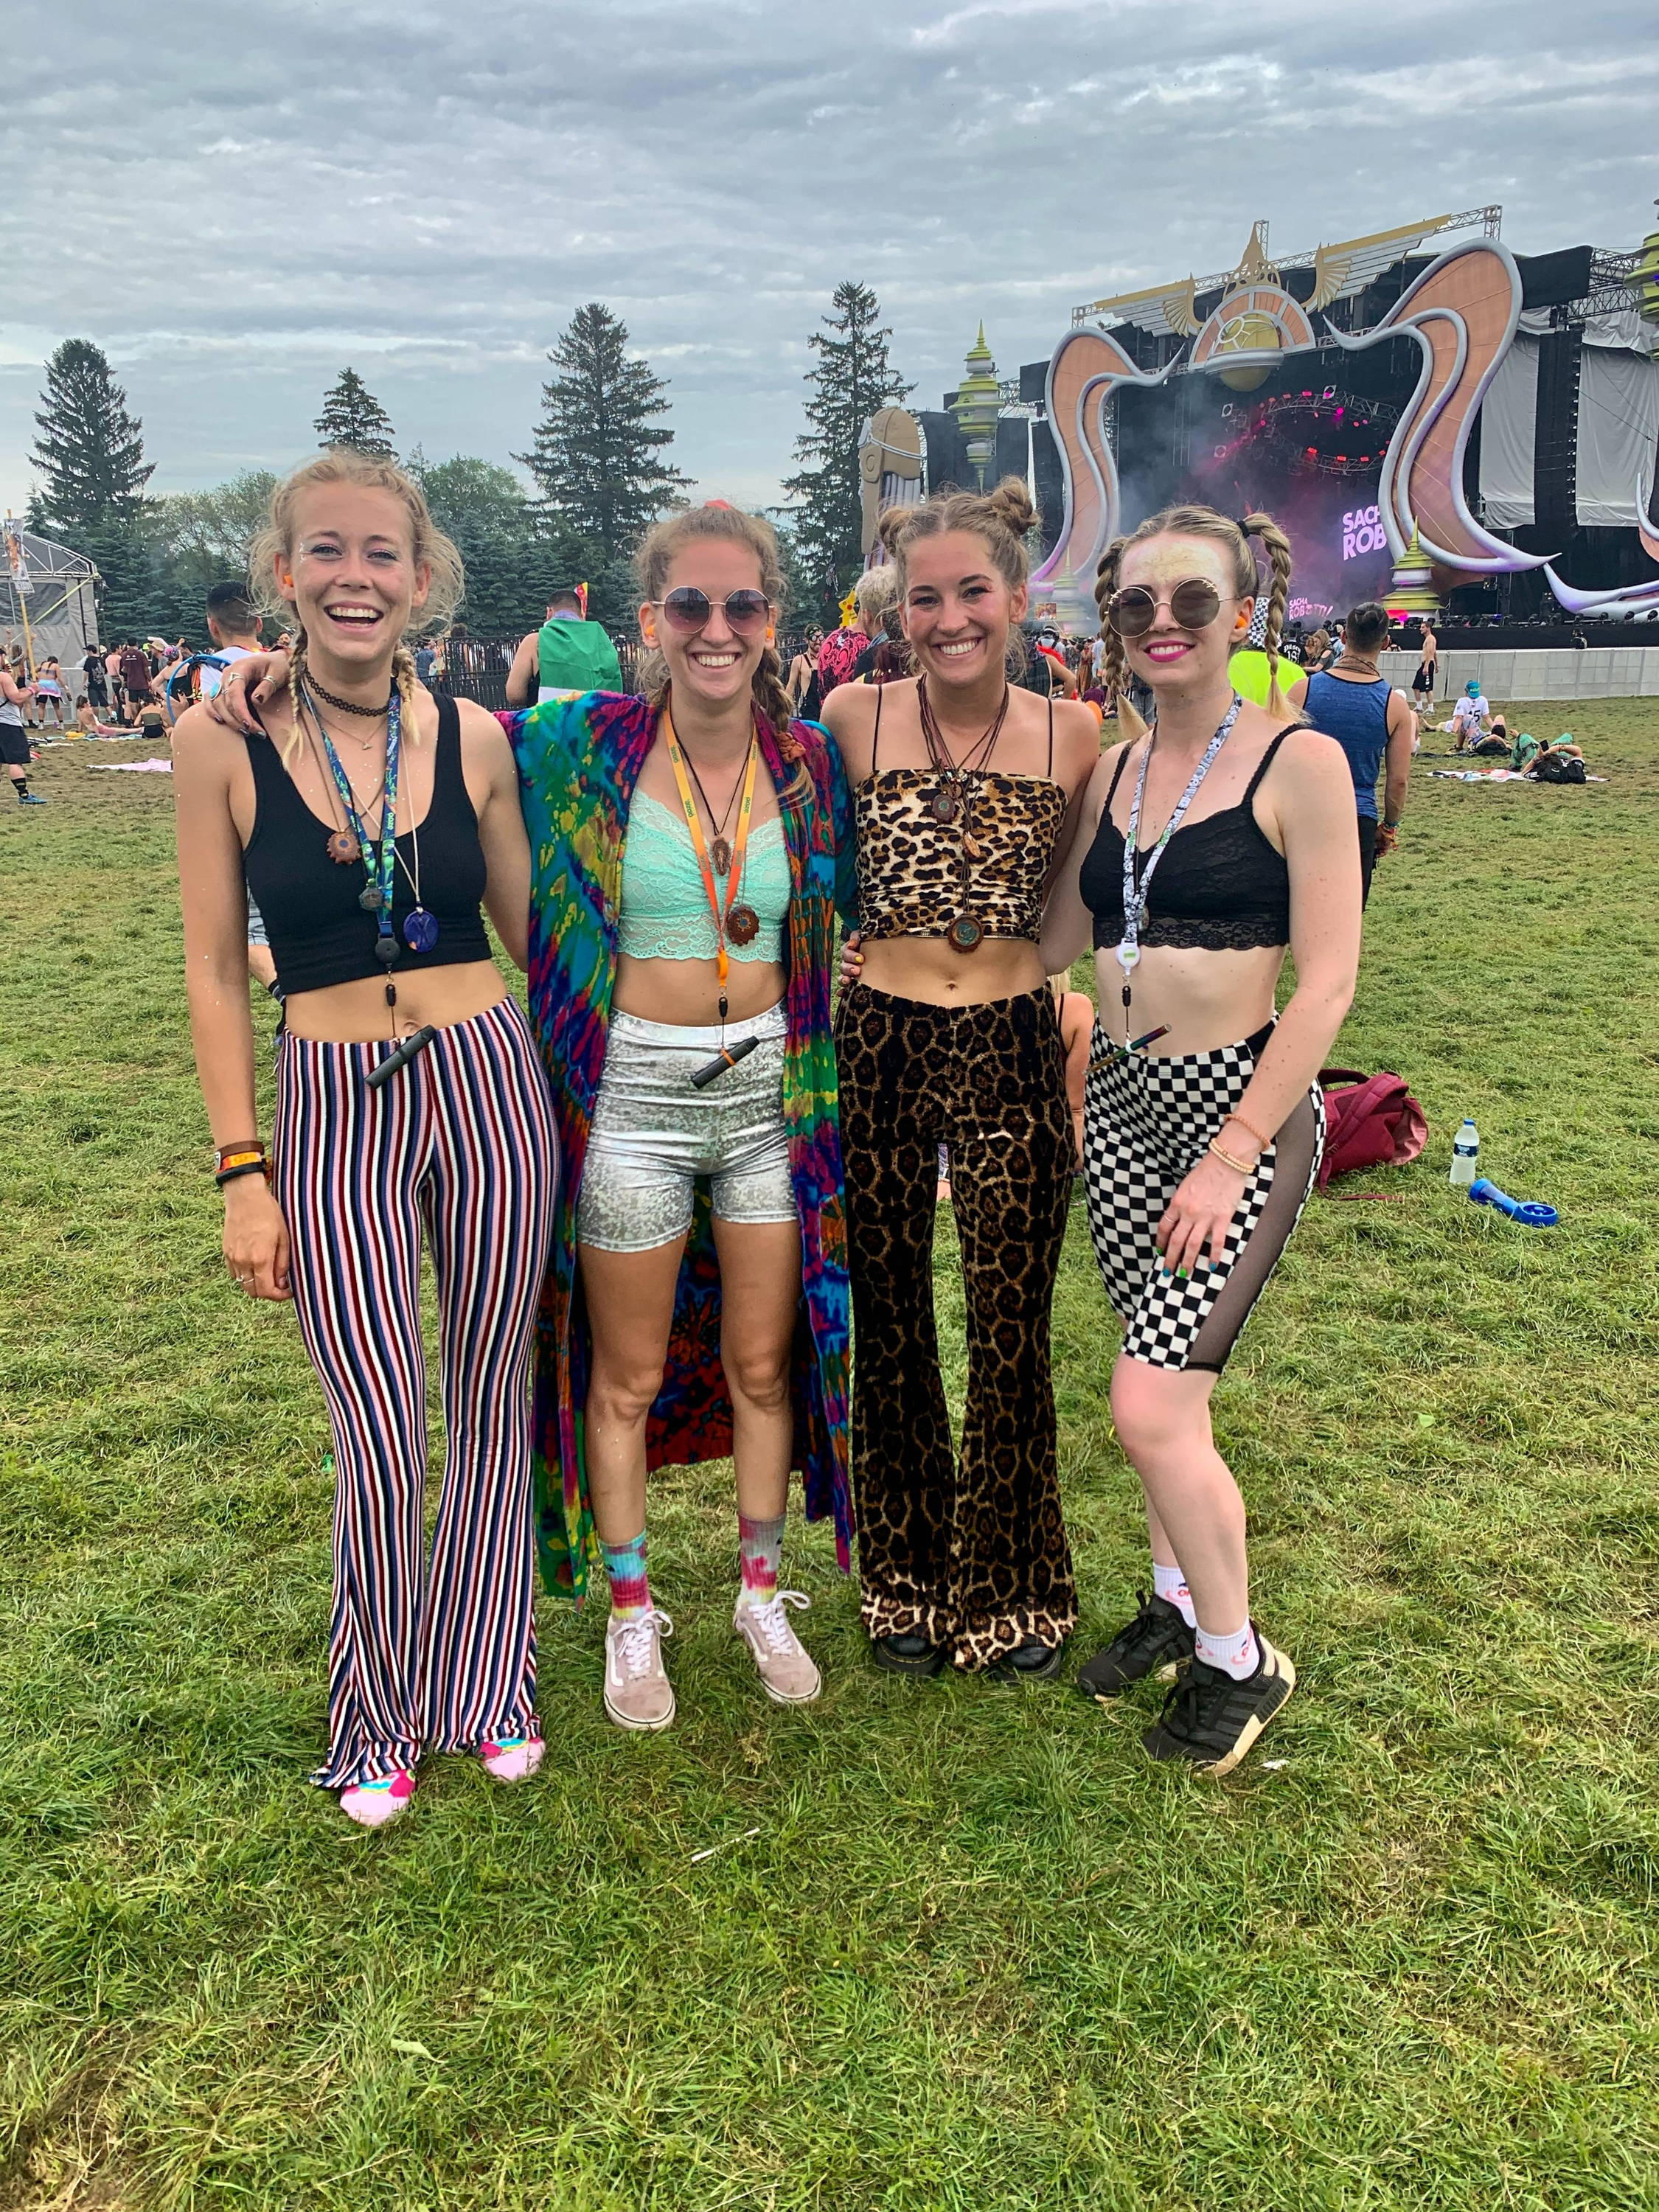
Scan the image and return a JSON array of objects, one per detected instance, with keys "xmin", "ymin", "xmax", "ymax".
[{"xmin": 826, "ymin": 479, "xmax": 1099, "ymax": 1679}]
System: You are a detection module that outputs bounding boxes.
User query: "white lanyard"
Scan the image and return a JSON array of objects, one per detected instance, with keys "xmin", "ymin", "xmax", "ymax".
[{"xmin": 1118, "ymin": 692, "xmax": 1242, "ymax": 978}]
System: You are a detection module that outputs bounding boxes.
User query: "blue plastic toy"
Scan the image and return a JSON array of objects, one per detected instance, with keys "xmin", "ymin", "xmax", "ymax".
[{"xmin": 1468, "ymin": 1177, "xmax": 1557, "ymax": 1228}]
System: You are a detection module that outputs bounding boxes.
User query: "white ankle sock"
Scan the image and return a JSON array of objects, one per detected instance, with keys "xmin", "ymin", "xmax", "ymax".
[
  {"xmin": 1152, "ymin": 1560, "xmax": 1197, "ymax": 1627},
  {"xmin": 1194, "ymin": 1620, "xmax": 1259, "ymax": 1680}
]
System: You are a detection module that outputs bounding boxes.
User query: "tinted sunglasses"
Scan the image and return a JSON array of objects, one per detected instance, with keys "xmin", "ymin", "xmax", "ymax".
[
  {"xmin": 653, "ymin": 587, "xmax": 772, "ymax": 635},
  {"xmin": 1107, "ymin": 579, "xmax": 1227, "ymax": 638}
]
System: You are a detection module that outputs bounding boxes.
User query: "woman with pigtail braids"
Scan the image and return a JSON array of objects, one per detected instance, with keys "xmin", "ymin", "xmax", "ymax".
[
  {"xmin": 1040, "ymin": 502, "xmax": 1361, "ymax": 1775},
  {"xmin": 179, "ymin": 451, "xmax": 557, "ymax": 1826}
]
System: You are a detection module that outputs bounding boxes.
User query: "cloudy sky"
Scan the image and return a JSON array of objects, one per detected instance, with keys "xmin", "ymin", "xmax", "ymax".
[{"xmin": 4, "ymin": 0, "xmax": 1654, "ymax": 519}]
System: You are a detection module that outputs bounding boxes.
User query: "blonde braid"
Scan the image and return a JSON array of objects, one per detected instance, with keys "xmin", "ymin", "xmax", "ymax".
[
  {"xmin": 283, "ymin": 630, "xmax": 309, "ymax": 767},
  {"xmin": 752, "ymin": 641, "xmax": 795, "ymax": 739},
  {"xmin": 1242, "ymin": 512, "xmax": 1295, "ymax": 715},
  {"xmin": 392, "ymin": 641, "xmax": 420, "ymax": 750},
  {"xmin": 1093, "ymin": 538, "xmax": 1148, "ymax": 742}
]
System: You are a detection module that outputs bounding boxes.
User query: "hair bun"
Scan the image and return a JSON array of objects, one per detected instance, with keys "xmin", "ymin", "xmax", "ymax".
[
  {"xmin": 876, "ymin": 504, "xmax": 912, "ymax": 560},
  {"xmin": 987, "ymin": 476, "xmax": 1038, "ymax": 538}
]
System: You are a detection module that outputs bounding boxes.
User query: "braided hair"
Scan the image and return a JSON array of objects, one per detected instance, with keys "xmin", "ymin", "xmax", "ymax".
[{"xmin": 1093, "ymin": 503, "xmax": 1295, "ymax": 740}]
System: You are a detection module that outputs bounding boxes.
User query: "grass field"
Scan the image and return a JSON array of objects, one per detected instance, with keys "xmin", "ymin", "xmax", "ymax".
[{"xmin": 3, "ymin": 700, "xmax": 1658, "ymax": 2211}]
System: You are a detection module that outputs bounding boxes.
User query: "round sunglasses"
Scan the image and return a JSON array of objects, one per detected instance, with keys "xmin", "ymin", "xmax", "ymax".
[
  {"xmin": 652, "ymin": 586, "xmax": 772, "ymax": 636},
  {"xmin": 1106, "ymin": 579, "xmax": 1232, "ymax": 639}
]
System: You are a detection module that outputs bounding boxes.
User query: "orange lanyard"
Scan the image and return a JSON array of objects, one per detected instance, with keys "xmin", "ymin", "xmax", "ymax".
[{"xmin": 662, "ymin": 705, "xmax": 759, "ymax": 1019}]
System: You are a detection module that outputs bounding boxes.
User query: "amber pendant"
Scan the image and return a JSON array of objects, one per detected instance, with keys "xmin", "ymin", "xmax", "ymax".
[
  {"xmin": 726, "ymin": 903, "xmax": 761, "ymax": 947},
  {"xmin": 327, "ymin": 829, "xmax": 361, "ymax": 866},
  {"xmin": 931, "ymin": 785, "xmax": 959, "ymax": 824},
  {"xmin": 961, "ymin": 832, "xmax": 984, "ymax": 860},
  {"xmin": 711, "ymin": 836, "xmax": 732, "ymax": 875},
  {"xmin": 947, "ymin": 912, "xmax": 985, "ymax": 953}
]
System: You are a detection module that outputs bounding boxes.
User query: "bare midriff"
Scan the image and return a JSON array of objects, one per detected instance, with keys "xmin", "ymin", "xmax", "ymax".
[
  {"xmin": 858, "ymin": 933, "xmax": 1047, "ymax": 1009},
  {"xmin": 1091, "ymin": 939, "xmax": 1286, "ymax": 1057},
  {"xmin": 613, "ymin": 952, "xmax": 787, "ymax": 1027},
  {"xmin": 281, "ymin": 961, "xmax": 509, "ymax": 1043}
]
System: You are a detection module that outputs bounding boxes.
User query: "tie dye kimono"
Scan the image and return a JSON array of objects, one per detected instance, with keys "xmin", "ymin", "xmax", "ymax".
[{"xmin": 505, "ymin": 692, "xmax": 856, "ymax": 1604}]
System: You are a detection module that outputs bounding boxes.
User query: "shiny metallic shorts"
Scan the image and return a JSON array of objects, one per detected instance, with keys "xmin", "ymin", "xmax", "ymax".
[{"xmin": 576, "ymin": 1002, "xmax": 795, "ymax": 1253}]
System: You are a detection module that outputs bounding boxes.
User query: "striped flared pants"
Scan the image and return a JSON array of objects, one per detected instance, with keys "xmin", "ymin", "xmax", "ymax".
[{"xmin": 273, "ymin": 997, "xmax": 558, "ymax": 1791}]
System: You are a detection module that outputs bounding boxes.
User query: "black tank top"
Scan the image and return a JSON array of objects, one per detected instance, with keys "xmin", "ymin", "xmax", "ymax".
[
  {"xmin": 242, "ymin": 690, "xmax": 492, "ymax": 995},
  {"xmin": 1078, "ymin": 729, "xmax": 1294, "ymax": 953}
]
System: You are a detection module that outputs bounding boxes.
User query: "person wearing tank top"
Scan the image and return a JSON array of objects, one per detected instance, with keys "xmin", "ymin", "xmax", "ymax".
[
  {"xmin": 502, "ymin": 503, "xmax": 855, "ymax": 1733},
  {"xmin": 1288, "ymin": 599, "xmax": 1416, "ymax": 903},
  {"xmin": 829, "ymin": 479, "xmax": 1101, "ymax": 1683},
  {"xmin": 176, "ymin": 453, "xmax": 557, "ymax": 1829},
  {"xmin": 1041, "ymin": 502, "xmax": 1361, "ymax": 1775}
]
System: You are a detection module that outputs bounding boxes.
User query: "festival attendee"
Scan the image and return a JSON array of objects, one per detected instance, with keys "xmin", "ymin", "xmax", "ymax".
[
  {"xmin": 104, "ymin": 642, "xmax": 129, "ymax": 725},
  {"xmin": 786, "ymin": 627, "xmax": 824, "ymax": 719},
  {"xmin": 1289, "ymin": 600, "xmax": 1414, "ymax": 903},
  {"xmin": 815, "ymin": 583, "xmax": 874, "ymax": 700},
  {"xmin": 0, "ymin": 659, "xmax": 43, "ymax": 800},
  {"xmin": 82, "ymin": 645, "xmax": 109, "ymax": 715},
  {"xmin": 1450, "ymin": 679, "xmax": 1492, "ymax": 751},
  {"xmin": 195, "ymin": 583, "xmax": 279, "ymax": 992},
  {"xmin": 506, "ymin": 501, "xmax": 853, "ymax": 1732},
  {"xmin": 1411, "ymin": 620, "xmax": 1438, "ymax": 709},
  {"xmin": 33, "ymin": 656, "xmax": 65, "ymax": 729},
  {"xmin": 504, "ymin": 585, "xmax": 622, "ymax": 708},
  {"xmin": 1041, "ymin": 504, "xmax": 1360, "ymax": 1775},
  {"xmin": 829, "ymin": 479, "xmax": 1099, "ymax": 1680},
  {"xmin": 1520, "ymin": 730, "xmax": 1588, "ymax": 779},
  {"xmin": 175, "ymin": 451, "xmax": 557, "ymax": 1826},
  {"xmin": 118, "ymin": 638, "xmax": 153, "ymax": 712},
  {"xmin": 1304, "ymin": 624, "xmax": 1332, "ymax": 672},
  {"xmin": 74, "ymin": 695, "xmax": 122, "ymax": 736},
  {"xmin": 849, "ymin": 571, "xmax": 903, "ymax": 685},
  {"xmin": 1052, "ymin": 970, "xmax": 1093, "ymax": 1168}
]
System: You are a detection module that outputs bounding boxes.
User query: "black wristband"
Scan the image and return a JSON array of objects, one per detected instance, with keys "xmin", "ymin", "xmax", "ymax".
[{"xmin": 215, "ymin": 1159, "xmax": 269, "ymax": 1188}]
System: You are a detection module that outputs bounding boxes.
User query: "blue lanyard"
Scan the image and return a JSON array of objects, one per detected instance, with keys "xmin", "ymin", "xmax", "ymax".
[{"xmin": 310, "ymin": 683, "xmax": 401, "ymax": 950}]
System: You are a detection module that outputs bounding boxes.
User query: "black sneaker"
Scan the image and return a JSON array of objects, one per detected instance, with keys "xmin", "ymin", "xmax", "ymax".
[
  {"xmin": 987, "ymin": 1638, "xmax": 1066, "ymax": 1684},
  {"xmin": 1076, "ymin": 1591, "xmax": 1194, "ymax": 1700},
  {"xmin": 872, "ymin": 1631, "xmax": 946, "ymax": 1678},
  {"xmin": 1141, "ymin": 1631, "xmax": 1295, "ymax": 1778}
]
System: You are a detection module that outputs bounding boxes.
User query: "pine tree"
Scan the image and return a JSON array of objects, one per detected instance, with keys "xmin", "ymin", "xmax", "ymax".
[
  {"xmin": 313, "ymin": 368, "xmax": 397, "ymax": 458},
  {"xmin": 782, "ymin": 282, "xmax": 913, "ymax": 619},
  {"xmin": 516, "ymin": 303, "xmax": 690, "ymax": 565},
  {"xmin": 30, "ymin": 338, "xmax": 154, "ymax": 538}
]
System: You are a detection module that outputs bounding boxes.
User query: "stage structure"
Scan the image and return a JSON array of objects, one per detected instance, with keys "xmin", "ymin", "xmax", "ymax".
[
  {"xmin": 1032, "ymin": 208, "xmax": 1658, "ymax": 628},
  {"xmin": 1, "ymin": 520, "xmax": 98, "ymax": 678}
]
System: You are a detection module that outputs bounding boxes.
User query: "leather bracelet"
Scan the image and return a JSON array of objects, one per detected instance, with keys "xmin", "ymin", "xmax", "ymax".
[
  {"xmin": 1208, "ymin": 1138, "xmax": 1256, "ymax": 1175},
  {"xmin": 215, "ymin": 1158, "xmax": 271, "ymax": 1188},
  {"xmin": 215, "ymin": 1139, "xmax": 263, "ymax": 1164},
  {"xmin": 1222, "ymin": 1110, "xmax": 1271, "ymax": 1155}
]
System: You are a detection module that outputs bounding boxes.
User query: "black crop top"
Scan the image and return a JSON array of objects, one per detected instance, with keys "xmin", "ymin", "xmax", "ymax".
[
  {"xmin": 1078, "ymin": 728, "xmax": 1293, "ymax": 953},
  {"xmin": 241, "ymin": 690, "xmax": 492, "ymax": 995}
]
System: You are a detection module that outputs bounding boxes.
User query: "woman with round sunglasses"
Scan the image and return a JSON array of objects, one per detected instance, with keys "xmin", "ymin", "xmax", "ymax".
[
  {"xmin": 830, "ymin": 479, "xmax": 1100, "ymax": 1681},
  {"xmin": 508, "ymin": 501, "xmax": 853, "ymax": 1731},
  {"xmin": 1040, "ymin": 503, "xmax": 1360, "ymax": 1776}
]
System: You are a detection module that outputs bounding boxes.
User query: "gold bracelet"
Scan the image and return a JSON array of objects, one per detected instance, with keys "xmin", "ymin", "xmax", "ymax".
[
  {"xmin": 1222, "ymin": 1110, "xmax": 1272, "ymax": 1155},
  {"xmin": 1208, "ymin": 1138, "xmax": 1256, "ymax": 1175}
]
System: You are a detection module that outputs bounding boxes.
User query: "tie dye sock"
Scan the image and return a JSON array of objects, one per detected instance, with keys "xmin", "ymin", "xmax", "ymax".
[
  {"xmin": 602, "ymin": 1531, "xmax": 651, "ymax": 1620},
  {"xmin": 737, "ymin": 1512, "xmax": 785, "ymax": 1608}
]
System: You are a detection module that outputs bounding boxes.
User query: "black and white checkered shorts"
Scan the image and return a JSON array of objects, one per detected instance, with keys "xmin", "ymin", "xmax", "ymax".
[{"xmin": 1082, "ymin": 1020, "xmax": 1324, "ymax": 1373}]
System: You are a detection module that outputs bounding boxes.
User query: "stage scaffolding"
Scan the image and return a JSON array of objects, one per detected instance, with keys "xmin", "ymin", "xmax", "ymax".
[{"xmin": 1, "ymin": 522, "xmax": 99, "ymax": 678}]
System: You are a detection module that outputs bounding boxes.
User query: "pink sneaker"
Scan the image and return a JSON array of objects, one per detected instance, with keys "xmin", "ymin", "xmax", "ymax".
[
  {"xmin": 479, "ymin": 1731, "xmax": 544, "ymax": 1784},
  {"xmin": 338, "ymin": 1769, "xmax": 416, "ymax": 1828},
  {"xmin": 734, "ymin": 1591, "xmax": 822, "ymax": 1705}
]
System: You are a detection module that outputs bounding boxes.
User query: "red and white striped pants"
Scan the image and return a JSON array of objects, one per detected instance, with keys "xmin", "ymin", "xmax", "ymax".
[{"xmin": 273, "ymin": 997, "xmax": 557, "ymax": 1790}]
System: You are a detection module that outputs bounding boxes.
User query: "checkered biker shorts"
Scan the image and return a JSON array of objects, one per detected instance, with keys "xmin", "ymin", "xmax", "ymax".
[{"xmin": 1082, "ymin": 1019, "xmax": 1324, "ymax": 1373}]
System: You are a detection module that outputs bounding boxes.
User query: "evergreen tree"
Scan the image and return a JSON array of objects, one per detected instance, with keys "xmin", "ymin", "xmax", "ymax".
[
  {"xmin": 313, "ymin": 368, "xmax": 397, "ymax": 458},
  {"xmin": 408, "ymin": 451, "xmax": 590, "ymax": 636},
  {"xmin": 782, "ymin": 282, "xmax": 912, "ymax": 620},
  {"xmin": 30, "ymin": 338, "xmax": 154, "ymax": 538},
  {"xmin": 516, "ymin": 303, "xmax": 689, "ymax": 566}
]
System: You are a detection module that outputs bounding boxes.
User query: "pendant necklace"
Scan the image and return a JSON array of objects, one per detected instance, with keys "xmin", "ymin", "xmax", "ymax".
[
  {"xmin": 662, "ymin": 700, "xmax": 762, "ymax": 1040},
  {"xmin": 1117, "ymin": 692, "xmax": 1242, "ymax": 1025},
  {"xmin": 307, "ymin": 682, "xmax": 405, "ymax": 983},
  {"xmin": 678, "ymin": 744, "xmax": 745, "ymax": 876},
  {"xmin": 917, "ymin": 675, "xmax": 1009, "ymax": 954}
]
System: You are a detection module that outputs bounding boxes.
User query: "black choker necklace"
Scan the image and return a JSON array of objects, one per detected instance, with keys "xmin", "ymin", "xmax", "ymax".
[{"xmin": 307, "ymin": 671, "xmax": 392, "ymax": 718}]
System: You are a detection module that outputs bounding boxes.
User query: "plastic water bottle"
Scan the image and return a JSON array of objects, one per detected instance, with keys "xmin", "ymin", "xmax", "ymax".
[{"xmin": 1450, "ymin": 1119, "xmax": 1479, "ymax": 1188}]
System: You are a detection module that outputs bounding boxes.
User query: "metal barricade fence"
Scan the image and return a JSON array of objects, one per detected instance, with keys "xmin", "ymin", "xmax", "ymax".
[{"xmin": 435, "ymin": 633, "xmax": 816, "ymax": 711}]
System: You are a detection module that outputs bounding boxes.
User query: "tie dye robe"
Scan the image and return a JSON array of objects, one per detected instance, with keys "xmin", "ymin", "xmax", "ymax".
[{"xmin": 505, "ymin": 692, "xmax": 857, "ymax": 1604}]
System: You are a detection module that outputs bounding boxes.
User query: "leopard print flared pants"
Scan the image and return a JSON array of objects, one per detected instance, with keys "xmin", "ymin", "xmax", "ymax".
[{"xmin": 835, "ymin": 981, "xmax": 1077, "ymax": 1668}]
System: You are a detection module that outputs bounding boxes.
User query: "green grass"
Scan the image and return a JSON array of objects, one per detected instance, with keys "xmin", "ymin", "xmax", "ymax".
[{"xmin": 2, "ymin": 703, "xmax": 1658, "ymax": 2211}]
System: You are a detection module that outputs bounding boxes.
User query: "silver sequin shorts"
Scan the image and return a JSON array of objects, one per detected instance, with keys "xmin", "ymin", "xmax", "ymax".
[{"xmin": 576, "ymin": 1001, "xmax": 796, "ymax": 1253}]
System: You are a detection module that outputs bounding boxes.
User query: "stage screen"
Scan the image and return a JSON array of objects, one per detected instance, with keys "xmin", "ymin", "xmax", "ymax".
[{"xmin": 1111, "ymin": 341, "xmax": 1416, "ymax": 621}]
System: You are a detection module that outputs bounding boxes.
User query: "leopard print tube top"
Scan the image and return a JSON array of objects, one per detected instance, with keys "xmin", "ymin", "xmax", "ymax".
[{"xmin": 855, "ymin": 768, "xmax": 1068, "ymax": 942}]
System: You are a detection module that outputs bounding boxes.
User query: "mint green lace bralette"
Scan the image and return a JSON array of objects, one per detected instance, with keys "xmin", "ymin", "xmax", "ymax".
[{"xmin": 619, "ymin": 790, "xmax": 790, "ymax": 964}]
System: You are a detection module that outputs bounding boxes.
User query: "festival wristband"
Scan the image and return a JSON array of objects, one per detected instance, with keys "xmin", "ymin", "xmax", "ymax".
[
  {"xmin": 1208, "ymin": 1138, "xmax": 1256, "ymax": 1175},
  {"xmin": 215, "ymin": 1158, "xmax": 271, "ymax": 1188},
  {"xmin": 215, "ymin": 1140, "xmax": 264, "ymax": 1165}
]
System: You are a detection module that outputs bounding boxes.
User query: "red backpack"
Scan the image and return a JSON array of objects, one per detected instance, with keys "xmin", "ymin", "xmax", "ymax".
[{"xmin": 1316, "ymin": 1068, "xmax": 1427, "ymax": 1189}]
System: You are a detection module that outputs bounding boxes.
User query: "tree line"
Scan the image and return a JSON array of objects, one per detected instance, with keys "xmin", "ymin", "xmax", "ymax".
[{"xmin": 24, "ymin": 284, "xmax": 911, "ymax": 647}]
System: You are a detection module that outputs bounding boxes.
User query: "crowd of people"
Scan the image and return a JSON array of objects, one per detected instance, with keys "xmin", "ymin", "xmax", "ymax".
[{"xmin": 63, "ymin": 442, "xmax": 1582, "ymax": 1830}]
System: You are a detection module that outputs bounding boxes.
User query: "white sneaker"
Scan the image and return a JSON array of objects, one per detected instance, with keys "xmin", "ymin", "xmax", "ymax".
[
  {"xmin": 602, "ymin": 1608, "xmax": 675, "ymax": 1731},
  {"xmin": 734, "ymin": 1591, "xmax": 822, "ymax": 1705}
]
